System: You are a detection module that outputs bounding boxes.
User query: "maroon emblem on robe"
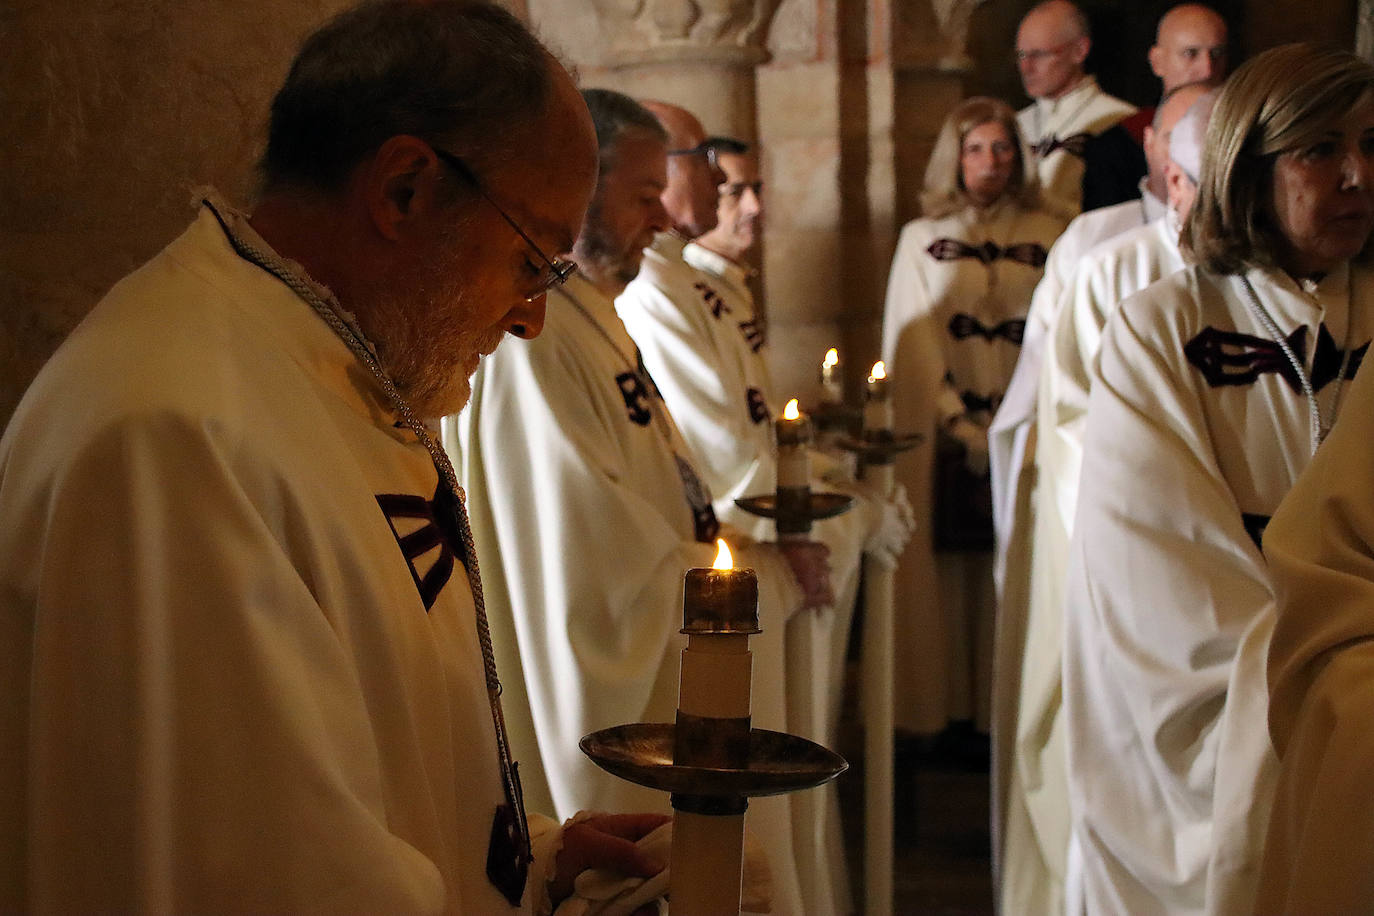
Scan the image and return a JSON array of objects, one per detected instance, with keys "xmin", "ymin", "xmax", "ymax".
[
  {"xmin": 375, "ymin": 482, "xmax": 471, "ymax": 611},
  {"xmin": 1183, "ymin": 323, "xmax": 1368, "ymax": 391},
  {"xmin": 926, "ymin": 238, "xmax": 1048, "ymax": 269}
]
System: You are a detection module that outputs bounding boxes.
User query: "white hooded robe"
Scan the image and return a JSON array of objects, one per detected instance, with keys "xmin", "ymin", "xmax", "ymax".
[
  {"xmin": 0, "ymin": 201, "xmax": 554, "ymax": 914},
  {"xmin": 881, "ymin": 200, "xmax": 1066, "ymax": 735},
  {"xmin": 1063, "ymin": 262, "xmax": 1372, "ymax": 915}
]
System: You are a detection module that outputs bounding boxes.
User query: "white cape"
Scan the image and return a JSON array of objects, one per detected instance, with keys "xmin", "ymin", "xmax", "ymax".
[
  {"xmin": 1064, "ymin": 262, "xmax": 1373, "ymax": 915},
  {"xmin": 987, "ymin": 190, "xmax": 1164, "ymax": 914},
  {"xmin": 1016, "ymin": 76, "xmax": 1137, "ymax": 216},
  {"xmin": 0, "ymin": 203, "xmax": 544, "ymax": 914},
  {"xmin": 881, "ymin": 200, "xmax": 1065, "ymax": 734},
  {"xmin": 621, "ymin": 234, "xmax": 869, "ymax": 914},
  {"xmin": 1259, "ymin": 336, "xmax": 1374, "ymax": 912}
]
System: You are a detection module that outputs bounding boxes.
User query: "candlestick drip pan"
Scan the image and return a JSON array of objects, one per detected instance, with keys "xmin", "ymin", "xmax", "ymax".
[
  {"xmin": 733, "ymin": 491, "xmax": 854, "ymax": 521},
  {"xmin": 836, "ymin": 432, "xmax": 923, "ymax": 460},
  {"xmin": 581, "ymin": 723, "xmax": 847, "ymax": 798}
]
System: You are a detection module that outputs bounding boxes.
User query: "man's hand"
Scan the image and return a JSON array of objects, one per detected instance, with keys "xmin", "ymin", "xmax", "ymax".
[
  {"xmin": 777, "ymin": 539, "xmax": 833, "ymax": 609},
  {"xmin": 549, "ymin": 812, "xmax": 670, "ymax": 908}
]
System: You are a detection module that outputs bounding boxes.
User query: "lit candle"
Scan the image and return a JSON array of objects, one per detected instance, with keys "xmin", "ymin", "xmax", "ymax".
[
  {"xmin": 820, "ymin": 348, "xmax": 843, "ymax": 405},
  {"xmin": 775, "ymin": 398, "xmax": 812, "ymax": 489},
  {"xmin": 673, "ymin": 538, "xmax": 754, "ymax": 914},
  {"xmin": 864, "ymin": 361, "xmax": 893, "ymax": 435},
  {"xmin": 681, "ymin": 539, "xmax": 761, "ymax": 636},
  {"xmin": 775, "ymin": 398, "xmax": 813, "ymax": 538}
]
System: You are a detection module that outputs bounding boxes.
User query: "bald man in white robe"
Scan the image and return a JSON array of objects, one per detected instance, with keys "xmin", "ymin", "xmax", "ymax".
[
  {"xmin": 622, "ymin": 144, "xmax": 906, "ymax": 915},
  {"xmin": 988, "ymin": 102, "xmax": 1175, "ymax": 915},
  {"xmin": 1014, "ymin": 0, "xmax": 1137, "ymax": 215}
]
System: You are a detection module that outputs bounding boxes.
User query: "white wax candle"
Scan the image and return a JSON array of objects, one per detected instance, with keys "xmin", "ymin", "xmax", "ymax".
[
  {"xmin": 775, "ymin": 398, "xmax": 811, "ymax": 488},
  {"xmin": 820, "ymin": 348, "xmax": 843, "ymax": 405},
  {"xmin": 863, "ymin": 361, "xmax": 893, "ymax": 433}
]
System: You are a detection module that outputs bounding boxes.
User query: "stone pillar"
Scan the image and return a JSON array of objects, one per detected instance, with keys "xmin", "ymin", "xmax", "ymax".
[{"xmin": 759, "ymin": 0, "xmax": 982, "ymax": 409}]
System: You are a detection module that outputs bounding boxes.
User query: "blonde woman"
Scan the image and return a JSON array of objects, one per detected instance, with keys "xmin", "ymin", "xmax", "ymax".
[
  {"xmin": 880, "ymin": 97, "xmax": 1067, "ymax": 749},
  {"xmin": 1061, "ymin": 44, "xmax": 1374, "ymax": 914}
]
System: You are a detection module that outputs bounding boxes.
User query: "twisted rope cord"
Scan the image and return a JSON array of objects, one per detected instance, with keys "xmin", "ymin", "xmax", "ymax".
[{"xmin": 205, "ymin": 199, "xmax": 528, "ymax": 853}]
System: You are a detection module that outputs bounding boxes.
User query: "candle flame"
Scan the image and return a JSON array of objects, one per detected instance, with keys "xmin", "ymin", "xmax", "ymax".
[
  {"xmin": 783, "ymin": 398, "xmax": 801, "ymax": 420},
  {"xmin": 713, "ymin": 538, "xmax": 734, "ymax": 570},
  {"xmin": 822, "ymin": 348, "xmax": 839, "ymax": 369},
  {"xmin": 869, "ymin": 360, "xmax": 887, "ymax": 382}
]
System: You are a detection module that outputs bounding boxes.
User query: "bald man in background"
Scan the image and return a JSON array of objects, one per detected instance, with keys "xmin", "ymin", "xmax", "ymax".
[
  {"xmin": 1120, "ymin": 3, "xmax": 1229, "ymax": 141},
  {"xmin": 1014, "ymin": 0, "xmax": 1136, "ymax": 216}
]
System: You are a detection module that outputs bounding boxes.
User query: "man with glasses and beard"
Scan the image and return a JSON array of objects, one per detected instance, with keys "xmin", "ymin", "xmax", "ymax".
[
  {"xmin": 451, "ymin": 90, "xmax": 826, "ymax": 916},
  {"xmin": 0, "ymin": 3, "xmax": 674, "ymax": 912}
]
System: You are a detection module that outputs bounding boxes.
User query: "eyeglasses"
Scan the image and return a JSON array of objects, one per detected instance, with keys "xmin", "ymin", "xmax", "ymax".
[
  {"xmin": 667, "ymin": 141, "xmax": 721, "ymax": 171},
  {"xmin": 1014, "ymin": 41, "xmax": 1074, "ymax": 63},
  {"xmin": 430, "ymin": 145, "xmax": 577, "ymax": 300}
]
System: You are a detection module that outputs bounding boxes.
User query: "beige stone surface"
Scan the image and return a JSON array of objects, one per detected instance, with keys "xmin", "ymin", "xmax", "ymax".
[{"xmin": 1, "ymin": 0, "xmax": 346, "ymax": 428}]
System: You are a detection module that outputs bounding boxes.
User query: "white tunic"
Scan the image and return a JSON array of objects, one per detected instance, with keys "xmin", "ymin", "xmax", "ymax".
[
  {"xmin": 1016, "ymin": 216, "xmax": 1188, "ymax": 915},
  {"xmin": 881, "ymin": 200, "xmax": 1066, "ymax": 733},
  {"xmin": 450, "ymin": 273, "xmax": 803, "ymax": 910},
  {"xmin": 1017, "ymin": 76, "xmax": 1138, "ymax": 217},
  {"xmin": 619, "ymin": 234, "xmax": 775, "ymax": 526},
  {"xmin": 990, "ymin": 187, "xmax": 1164, "ymax": 610},
  {"xmin": 990, "ymin": 199, "xmax": 1170, "ymax": 916},
  {"xmin": 1063, "ymin": 262, "xmax": 1373, "ymax": 915},
  {"xmin": 0, "ymin": 203, "xmax": 545, "ymax": 914},
  {"xmin": 621, "ymin": 235, "xmax": 872, "ymax": 915},
  {"xmin": 1258, "ymin": 337, "xmax": 1374, "ymax": 912}
]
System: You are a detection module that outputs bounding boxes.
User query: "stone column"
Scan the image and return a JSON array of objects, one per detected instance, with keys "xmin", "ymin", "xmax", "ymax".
[{"xmin": 759, "ymin": 0, "xmax": 983, "ymax": 408}]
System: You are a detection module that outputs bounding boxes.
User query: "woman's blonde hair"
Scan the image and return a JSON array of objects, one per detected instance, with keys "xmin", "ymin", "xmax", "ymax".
[
  {"xmin": 1182, "ymin": 43, "xmax": 1374, "ymax": 274},
  {"xmin": 920, "ymin": 97, "xmax": 1039, "ymax": 218}
]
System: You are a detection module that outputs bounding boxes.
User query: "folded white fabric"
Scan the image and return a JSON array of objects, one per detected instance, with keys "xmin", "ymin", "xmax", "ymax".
[{"xmin": 554, "ymin": 820, "xmax": 775, "ymax": 915}]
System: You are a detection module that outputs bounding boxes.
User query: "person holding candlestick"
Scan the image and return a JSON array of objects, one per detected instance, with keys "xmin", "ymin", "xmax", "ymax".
[
  {"xmin": 0, "ymin": 4, "xmax": 676, "ymax": 912},
  {"xmin": 620, "ymin": 135, "xmax": 913, "ymax": 914},
  {"xmin": 880, "ymin": 96, "xmax": 1067, "ymax": 754},
  {"xmin": 449, "ymin": 89, "xmax": 828, "ymax": 916}
]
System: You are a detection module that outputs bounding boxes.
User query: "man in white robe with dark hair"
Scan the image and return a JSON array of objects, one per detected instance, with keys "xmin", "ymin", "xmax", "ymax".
[
  {"xmin": 0, "ymin": 4, "xmax": 672, "ymax": 912},
  {"xmin": 452, "ymin": 90, "xmax": 828, "ymax": 916}
]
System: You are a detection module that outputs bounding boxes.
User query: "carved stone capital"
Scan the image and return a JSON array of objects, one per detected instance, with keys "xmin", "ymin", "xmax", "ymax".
[
  {"xmin": 592, "ymin": 0, "xmax": 782, "ymax": 68},
  {"xmin": 892, "ymin": 0, "xmax": 990, "ymax": 73}
]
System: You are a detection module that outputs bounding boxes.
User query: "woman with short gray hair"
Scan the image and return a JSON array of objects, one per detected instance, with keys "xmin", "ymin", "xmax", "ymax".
[{"xmin": 1062, "ymin": 43, "xmax": 1374, "ymax": 915}]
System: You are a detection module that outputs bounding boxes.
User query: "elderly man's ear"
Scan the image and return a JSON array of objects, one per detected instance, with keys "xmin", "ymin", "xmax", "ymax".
[{"xmin": 362, "ymin": 135, "xmax": 446, "ymax": 241}]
